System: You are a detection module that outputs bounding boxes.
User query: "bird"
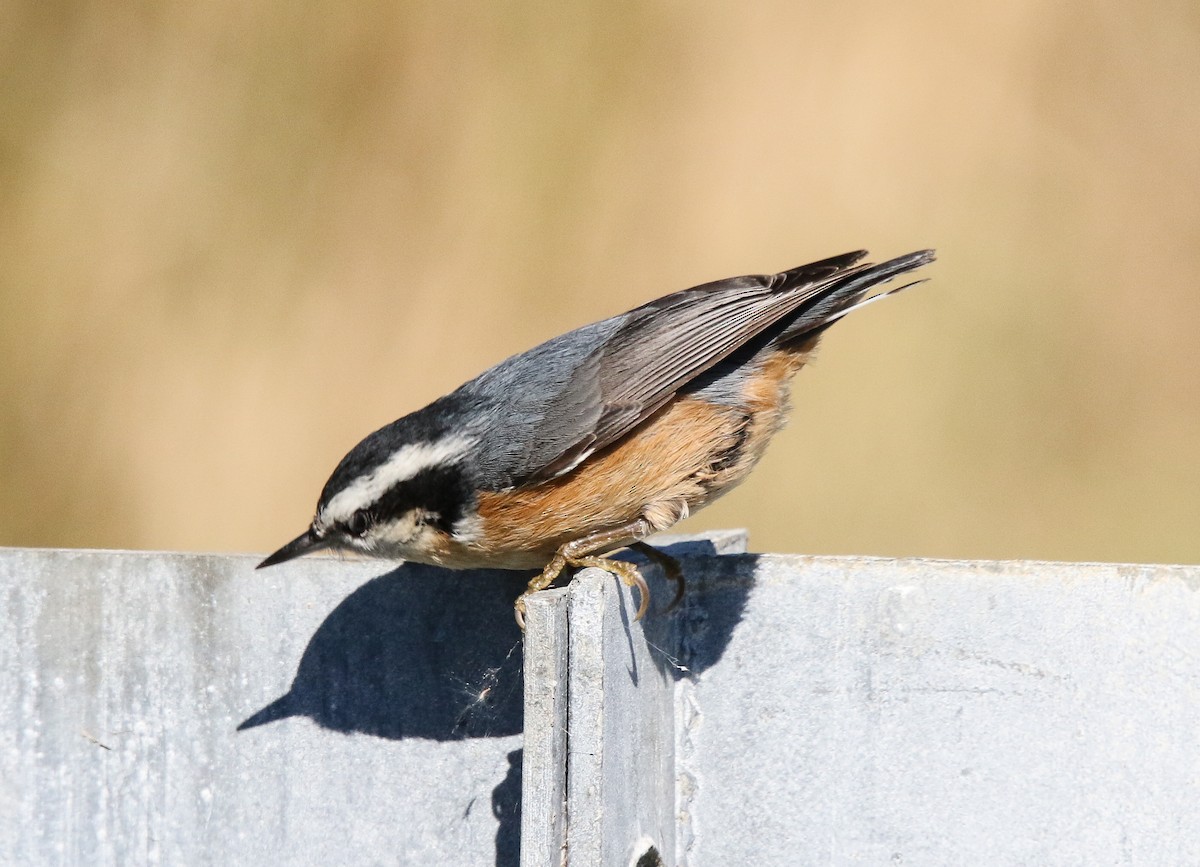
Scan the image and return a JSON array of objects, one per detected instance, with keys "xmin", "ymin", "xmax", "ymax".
[{"xmin": 258, "ymin": 248, "xmax": 935, "ymax": 626}]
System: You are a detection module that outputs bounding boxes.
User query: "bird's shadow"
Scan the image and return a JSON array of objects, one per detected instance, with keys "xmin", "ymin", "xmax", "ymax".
[
  {"xmin": 237, "ymin": 542, "xmax": 754, "ymax": 867},
  {"xmin": 238, "ymin": 563, "xmax": 530, "ymax": 739},
  {"xmin": 238, "ymin": 541, "xmax": 752, "ymax": 740}
]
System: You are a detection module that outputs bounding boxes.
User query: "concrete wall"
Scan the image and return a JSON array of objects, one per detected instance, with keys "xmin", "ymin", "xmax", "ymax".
[
  {"xmin": 4, "ymin": 543, "xmax": 1200, "ymax": 865},
  {"xmin": 0, "ymin": 548, "xmax": 527, "ymax": 865},
  {"xmin": 667, "ymin": 556, "xmax": 1200, "ymax": 865},
  {"xmin": 518, "ymin": 553, "xmax": 1200, "ymax": 865}
]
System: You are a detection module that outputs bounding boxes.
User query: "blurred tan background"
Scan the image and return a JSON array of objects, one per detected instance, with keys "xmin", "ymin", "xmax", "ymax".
[{"xmin": 3, "ymin": 0, "xmax": 1198, "ymax": 566}]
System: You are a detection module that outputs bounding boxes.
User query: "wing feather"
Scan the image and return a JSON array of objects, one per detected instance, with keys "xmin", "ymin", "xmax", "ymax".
[{"xmin": 503, "ymin": 249, "xmax": 932, "ymax": 487}]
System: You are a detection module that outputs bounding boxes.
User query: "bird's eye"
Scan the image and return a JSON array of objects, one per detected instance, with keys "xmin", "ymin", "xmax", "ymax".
[{"xmin": 345, "ymin": 511, "xmax": 372, "ymax": 537}]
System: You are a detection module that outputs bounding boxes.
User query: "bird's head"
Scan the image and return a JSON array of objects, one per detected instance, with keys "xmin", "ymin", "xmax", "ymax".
[{"xmin": 258, "ymin": 418, "xmax": 477, "ymax": 570}]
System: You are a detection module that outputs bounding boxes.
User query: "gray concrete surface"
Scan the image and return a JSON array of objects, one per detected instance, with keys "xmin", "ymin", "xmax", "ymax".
[
  {"xmin": 0, "ymin": 547, "xmax": 529, "ymax": 866},
  {"xmin": 518, "ymin": 586, "xmax": 569, "ymax": 867},
  {"xmin": 686, "ymin": 555, "xmax": 1200, "ymax": 865},
  {"xmin": 0, "ymin": 532, "xmax": 739, "ymax": 866},
  {"xmin": 519, "ymin": 530, "xmax": 747, "ymax": 867},
  {"xmin": 6, "ymin": 543, "xmax": 1200, "ymax": 865},
  {"xmin": 546, "ymin": 554, "xmax": 1200, "ymax": 866}
]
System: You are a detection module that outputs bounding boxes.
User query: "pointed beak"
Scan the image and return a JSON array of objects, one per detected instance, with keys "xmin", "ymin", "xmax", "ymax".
[{"xmin": 257, "ymin": 529, "xmax": 330, "ymax": 569}]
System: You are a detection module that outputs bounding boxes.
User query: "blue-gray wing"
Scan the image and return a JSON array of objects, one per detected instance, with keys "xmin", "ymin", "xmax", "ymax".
[{"xmin": 465, "ymin": 249, "xmax": 933, "ymax": 489}]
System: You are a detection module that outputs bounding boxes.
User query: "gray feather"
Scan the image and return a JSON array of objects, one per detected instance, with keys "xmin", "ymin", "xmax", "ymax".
[{"xmin": 457, "ymin": 250, "xmax": 933, "ymax": 490}]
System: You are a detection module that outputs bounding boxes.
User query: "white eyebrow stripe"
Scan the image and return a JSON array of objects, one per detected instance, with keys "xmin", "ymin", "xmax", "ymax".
[{"xmin": 321, "ymin": 434, "xmax": 475, "ymax": 523}]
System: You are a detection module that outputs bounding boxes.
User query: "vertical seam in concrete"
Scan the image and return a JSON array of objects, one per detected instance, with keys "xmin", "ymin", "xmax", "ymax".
[
  {"xmin": 675, "ymin": 587, "xmax": 701, "ymax": 866},
  {"xmin": 520, "ymin": 589, "xmax": 570, "ymax": 867},
  {"xmin": 559, "ymin": 596, "xmax": 572, "ymax": 867},
  {"xmin": 564, "ymin": 571, "xmax": 606, "ymax": 865}
]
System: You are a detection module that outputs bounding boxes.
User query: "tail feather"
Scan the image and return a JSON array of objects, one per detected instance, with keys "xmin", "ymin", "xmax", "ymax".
[
  {"xmin": 769, "ymin": 250, "xmax": 869, "ymax": 290},
  {"xmin": 775, "ymin": 249, "xmax": 935, "ymax": 344}
]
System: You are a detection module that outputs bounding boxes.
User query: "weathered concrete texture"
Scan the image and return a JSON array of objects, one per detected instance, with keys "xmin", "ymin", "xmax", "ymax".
[
  {"xmin": 0, "ymin": 531, "xmax": 742, "ymax": 866},
  {"xmin": 676, "ymin": 555, "xmax": 1200, "ymax": 866},
  {"xmin": 519, "ymin": 530, "xmax": 748, "ymax": 867},
  {"xmin": 525, "ymin": 554, "xmax": 1200, "ymax": 865},
  {"xmin": 8, "ymin": 543, "xmax": 1200, "ymax": 865},
  {"xmin": 0, "ymin": 547, "xmax": 530, "ymax": 866},
  {"xmin": 518, "ymin": 586, "xmax": 569, "ymax": 867}
]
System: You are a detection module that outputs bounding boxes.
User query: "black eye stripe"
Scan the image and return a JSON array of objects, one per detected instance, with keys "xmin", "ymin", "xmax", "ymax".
[{"xmin": 372, "ymin": 465, "xmax": 472, "ymax": 533}]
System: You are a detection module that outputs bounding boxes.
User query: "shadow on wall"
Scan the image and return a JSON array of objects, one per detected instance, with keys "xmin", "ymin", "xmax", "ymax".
[
  {"xmin": 237, "ymin": 539, "xmax": 754, "ymax": 740},
  {"xmin": 238, "ymin": 563, "xmax": 531, "ymax": 739},
  {"xmin": 236, "ymin": 541, "xmax": 756, "ymax": 867}
]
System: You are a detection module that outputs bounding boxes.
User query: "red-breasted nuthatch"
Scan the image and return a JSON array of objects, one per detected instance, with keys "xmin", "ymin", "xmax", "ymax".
[{"xmin": 259, "ymin": 249, "xmax": 935, "ymax": 626}]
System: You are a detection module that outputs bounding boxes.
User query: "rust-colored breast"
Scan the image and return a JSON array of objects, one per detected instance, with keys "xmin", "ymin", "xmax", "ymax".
[
  {"xmin": 470, "ymin": 396, "xmax": 741, "ymax": 566},
  {"xmin": 455, "ymin": 341, "xmax": 818, "ymax": 569}
]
